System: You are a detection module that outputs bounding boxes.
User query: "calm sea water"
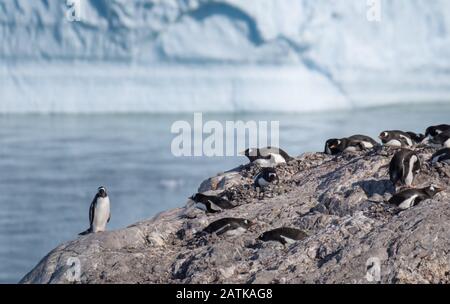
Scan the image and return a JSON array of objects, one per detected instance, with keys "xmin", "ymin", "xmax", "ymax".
[{"xmin": 1, "ymin": 104, "xmax": 449, "ymax": 283}]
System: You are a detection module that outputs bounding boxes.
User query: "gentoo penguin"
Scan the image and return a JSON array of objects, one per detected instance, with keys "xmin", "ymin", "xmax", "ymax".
[
  {"xmin": 424, "ymin": 124, "xmax": 450, "ymax": 142},
  {"xmin": 324, "ymin": 135, "xmax": 377, "ymax": 155},
  {"xmin": 348, "ymin": 135, "xmax": 379, "ymax": 149},
  {"xmin": 189, "ymin": 193, "xmax": 236, "ymax": 213},
  {"xmin": 429, "ymin": 131, "xmax": 450, "ymax": 148},
  {"xmin": 388, "ymin": 185, "xmax": 444, "ymax": 210},
  {"xmin": 203, "ymin": 218, "xmax": 253, "ymax": 236},
  {"xmin": 389, "ymin": 149, "xmax": 421, "ymax": 188},
  {"xmin": 241, "ymin": 147, "xmax": 293, "ymax": 167},
  {"xmin": 254, "ymin": 167, "xmax": 279, "ymax": 190},
  {"xmin": 258, "ymin": 227, "xmax": 308, "ymax": 245},
  {"xmin": 406, "ymin": 132, "xmax": 425, "ymax": 144},
  {"xmin": 431, "ymin": 148, "xmax": 450, "ymax": 164},
  {"xmin": 79, "ymin": 186, "xmax": 111, "ymax": 235},
  {"xmin": 379, "ymin": 130, "xmax": 413, "ymax": 148}
]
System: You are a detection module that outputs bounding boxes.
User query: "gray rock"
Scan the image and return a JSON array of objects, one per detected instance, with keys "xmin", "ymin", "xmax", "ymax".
[{"xmin": 21, "ymin": 147, "xmax": 450, "ymax": 284}]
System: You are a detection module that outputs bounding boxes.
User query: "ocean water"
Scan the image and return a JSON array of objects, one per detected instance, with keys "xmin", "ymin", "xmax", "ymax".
[{"xmin": 1, "ymin": 103, "xmax": 449, "ymax": 283}]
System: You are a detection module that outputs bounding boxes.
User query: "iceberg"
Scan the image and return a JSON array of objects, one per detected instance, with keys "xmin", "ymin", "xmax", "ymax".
[{"xmin": 1, "ymin": 0, "xmax": 450, "ymax": 113}]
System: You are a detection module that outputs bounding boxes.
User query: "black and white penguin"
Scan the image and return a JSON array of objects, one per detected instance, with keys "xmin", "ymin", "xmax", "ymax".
[
  {"xmin": 79, "ymin": 186, "xmax": 111, "ymax": 235},
  {"xmin": 389, "ymin": 149, "xmax": 421, "ymax": 188},
  {"xmin": 324, "ymin": 135, "xmax": 378, "ymax": 155},
  {"xmin": 348, "ymin": 135, "xmax": 379, "ymax": 149},
  {"xmin": 241, "ymin": 147, "xmax": 293, "ymax": 167},
  {"xmin": 406, "ymin": 132, "xmax": 426, "ymax": 144},
  {"xmin": 189, "ymin": 193, "xmax": 236, "ymax": 213},
  {"xmin": 429, "ymin": 131, "xmax": 450, "ymax": 148},
  {"xmin": 254, "ymin": 167, "xmax": 279, "ymax": 190},
  {"xmin": 431, "ymin": 148, "xmax": 450, "ymax": 164},
  {"xmin": 203, "ymin": 218, "xmax": 253, "ymax": 236},
  {"xmin": 424, "ymin": 124, "xmax": 450, "ymax": 142},
  {"xmin": 258, "ymin": 227, "xmax": 308, "ymax": 245},
  {"xmin": 379, "ymin": 130, "xmax": 413, "ymax": 147},
  {"xmin": 388, "ymin": 185, "xmax": 443, "ymax": 210}
]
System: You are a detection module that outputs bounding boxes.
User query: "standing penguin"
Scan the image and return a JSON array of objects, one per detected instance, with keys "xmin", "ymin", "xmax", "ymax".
[
  {"xmin": 79, "ymin": 186, "xmax": 111, "ymax": 235},
  {"xmin": 379, "ymin": 131, "xmax": 413, "ymax": 148},
  {"xmin": 254, "ymin": 167, "xmax": 279, "ymax": 190},
  {"xmin": 189, "ymin": 193, "xmax": 236, "ymax": 213},
  {"xmin": 388, "ymin": 185, "xmax": 443, "ymax": 210},
  {"xmin": 389, "ymin": 149, "xmax": 421, "ymax": 189},
  {"xmin": 431, "ymin": 148, "xmax": 450, "ymax": 164},
  {"xmin": 241, "ymin": 147, "xmax": 293, "ymax": 167}
]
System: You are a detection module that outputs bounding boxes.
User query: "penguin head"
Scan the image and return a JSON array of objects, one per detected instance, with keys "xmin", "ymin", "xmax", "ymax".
[
  {"xmin": 240, "ymin": 148, "xmax": 259, "ymax": 162},
  {"xmin": 324, "ymin": 139, "xmax": 341, "ymax": 155},
  {"xmin": 378, "ymin": 131, "xmax": 389, "ymax": 142},
  {"xmin": 262, "ymin": 167, "xmax": 278, "ymax": 182},
  {"xmin": 267, "ymin": 172, "xmax": 278, "ymax": 183},
  {"xmin": 258, "ymin": 231, "xmax": 269, "ymax": 241},
  {"xmin": 189, "ymin": 193, "xmax": 199, "ymax": 201},
  {"xmin": 97, "ymin": 186, "xmax": 107, "ymax": 198},
  {"xmin": 425, "ymin": 126, "xmax": 439, "ymax": 138},
  {"xmin": 426, "ymin": 185, "xmax": 444, "ymax": 197},
  {"xmin": 242, "ymin": 219, "xmax": 253, "ymax": 229},
  {"xmin": 189, "ymin": 193, "xmax": 207, "ymax": 203}
]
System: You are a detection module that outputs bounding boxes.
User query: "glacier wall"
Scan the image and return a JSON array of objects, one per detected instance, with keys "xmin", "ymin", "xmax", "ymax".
[{"xmin": 1, "ymin": 0, "xmax": 450, "ymax": 113}]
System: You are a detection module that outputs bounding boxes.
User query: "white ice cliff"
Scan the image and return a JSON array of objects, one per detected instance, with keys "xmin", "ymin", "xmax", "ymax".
[{"xmin": 1, "ymin": 0, "xmax": 450, "ymax": 113}]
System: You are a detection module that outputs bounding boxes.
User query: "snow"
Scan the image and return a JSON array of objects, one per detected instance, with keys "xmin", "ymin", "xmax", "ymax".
[{"xmin": 1, "ymin": 0, "xmax": 450, "ymax": 113}]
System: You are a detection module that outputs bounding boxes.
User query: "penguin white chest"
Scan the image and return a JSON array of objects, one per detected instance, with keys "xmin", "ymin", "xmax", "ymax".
[
  {"xmin": 254, "ymin": 154, "xmax": 285, "ymax": 167},
  {"xmin": 225, "ymin": 227, "xmax": 246, "ymax": 237},
  {"xmin": 360, "ymin": 141, "xmax": 374, "ymax": 149},
  {"xmin": 404, "ymin": 156, "xmax": 417, "ymax": 186},
  {"xmin": 280, "ymin": 235, "xmax": 296, "ymax": 245},
  {"xmin": 343, "ymin": 146, "xmax": 358, "ymax": 153},
  {"xmin": 270, "ymin": 153, "xmax": 286, "ymax": 164},
  {"xmin": 398, "ymin": 195, "xmax": 418, "ymax": 210},
  {"xmin": 93, "ymin": 197, "xmax": 110, "ymax": 232},
  {"xmin": 386, "ymin": 139, "xmax": 402, "ymax": 147},
  {"xmin": 444, "ymin": 138, "xmax": 450, "ymax": 148}
]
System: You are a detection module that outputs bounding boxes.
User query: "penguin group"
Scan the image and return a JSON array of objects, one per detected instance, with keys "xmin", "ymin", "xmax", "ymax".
[
  {"xmin": 78, "ymin": 124, "xmax": 448, "ymax": 248},
  {"xmin": 322, "ymin": 124, "xmax": 448, "ymax": 211}
]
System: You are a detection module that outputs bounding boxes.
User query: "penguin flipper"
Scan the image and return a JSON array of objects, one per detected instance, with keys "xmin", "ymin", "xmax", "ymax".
[
  {"xmin": 89, "ymin": 196, "xmax": 97, "ymax": 228},
  {"xmin": 215, "ymin": 224, "xmax": 233, "ymax": 236}
]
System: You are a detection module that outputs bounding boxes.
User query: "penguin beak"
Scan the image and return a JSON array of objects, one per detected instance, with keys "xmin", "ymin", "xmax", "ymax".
[{"xmin": 435, "ymin": 187, "xmax": 444, "ymax": 193}]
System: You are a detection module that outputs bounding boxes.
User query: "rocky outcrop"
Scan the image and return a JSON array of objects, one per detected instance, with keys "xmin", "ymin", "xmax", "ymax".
[{"xmin": 21, "ymin": 146, "xmax": 450, "ymax": 284}]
